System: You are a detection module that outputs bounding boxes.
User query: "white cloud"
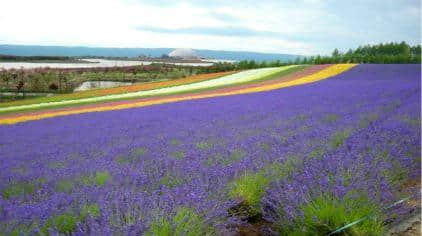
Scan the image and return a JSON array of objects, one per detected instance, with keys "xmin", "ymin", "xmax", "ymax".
[
  {"xmin": 0, "ymin": 0, "xmax": 317, "ymax": 54},
  {"xmin": 0, "ymin": 0, "xmax": 419, "ymax": 55}
]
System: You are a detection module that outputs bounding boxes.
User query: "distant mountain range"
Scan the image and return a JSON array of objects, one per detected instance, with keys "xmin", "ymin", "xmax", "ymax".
[{"xmin": 0, "ymin": 44, "xmax": 301, "ymax": 62}]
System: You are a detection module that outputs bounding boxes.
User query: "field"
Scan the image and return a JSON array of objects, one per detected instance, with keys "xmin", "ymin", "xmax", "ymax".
[
  {"xmin": 0, "ymin": 64, "xmax": 420, "ymax": 235},
  {"xmin": 0, "ymin": 71, "xmax": 236, "ymax": 110},
  {"xmin": 0, "ymin": 63, "xmax": 218, "ymax": 101}
]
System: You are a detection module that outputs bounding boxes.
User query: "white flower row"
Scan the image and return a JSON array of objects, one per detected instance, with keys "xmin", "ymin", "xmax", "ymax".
[{"xmin": 0, "ymin": 66, "xmax": 296, "ymax": 112}]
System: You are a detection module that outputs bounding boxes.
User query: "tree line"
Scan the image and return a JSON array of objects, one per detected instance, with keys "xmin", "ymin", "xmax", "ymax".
[
  {"xmin": 0, "ymin": 55, "xmax": 75, "ymax": 62},
  {"xmin": 199, "ymin": 41, "xmax": 421, "ymax": 73},
  {"xmin": 305, "ymin": 41, "xmax": 421, "ymax": 64},
  {"xmin": 0, "ymin": 64, "xmax": 198, "ymax": 97}
]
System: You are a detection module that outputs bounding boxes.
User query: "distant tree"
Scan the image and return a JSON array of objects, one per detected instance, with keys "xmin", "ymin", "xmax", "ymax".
[
  {"xmin": 58, "ymin": 72, "xmax": 66, "ymax": 92},
  {"xmin": 49, "ymin": 83, "xmax": 59, "ymax": 91},
  {"xmin": 16, "ymin": 80, "xmax": 24, "ymax": 89},
  {"xmin": 247, "ymin": 60, "xmax": 256, "ymax": 69},
  {"xmin": 314, "ymin": 55, "xmax": 322, "ymax": 64},
  {"xmin": 332, "ymin": 48, "xmax": 340, "ymax": 58},
  {"xmin": 0, "ymin": 70, "xmax": 9, "ymax": 90},
  {"xmin": 260, "ymin": 61, "xmax": 268, "ymax": 68},
  {"xmin": 17, "ymin": 69, "xmax": 25, "ymax": 98}
]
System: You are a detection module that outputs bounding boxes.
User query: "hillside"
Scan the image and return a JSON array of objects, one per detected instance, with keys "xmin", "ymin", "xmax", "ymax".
[
  {"xmin": 0, "ymin": 44, "xmax": 301, "ymax": 62},
  {"xmin": 0, "ymin": 64, "xmax": 420, "ymax": 235}
]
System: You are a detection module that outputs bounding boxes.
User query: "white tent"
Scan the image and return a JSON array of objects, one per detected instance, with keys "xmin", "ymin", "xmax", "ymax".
[{"xmin": 168, "ymin": 48, "xmax": 199, "ymax": 59}]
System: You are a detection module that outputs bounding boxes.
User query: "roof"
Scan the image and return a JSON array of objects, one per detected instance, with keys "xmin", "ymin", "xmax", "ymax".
[{"xmin": 168, "ymin": 48, "xmax": 198, "ymax": 59}]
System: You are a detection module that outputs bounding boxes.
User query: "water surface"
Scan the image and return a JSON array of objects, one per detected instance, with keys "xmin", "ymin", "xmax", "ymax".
[
  {"xmin": 0, "ymin": 59, "xmax": 214, "ymax": 69},
  {"xmin": 74, "ymin": 81, "xmax": 134, "ymax": 92}
]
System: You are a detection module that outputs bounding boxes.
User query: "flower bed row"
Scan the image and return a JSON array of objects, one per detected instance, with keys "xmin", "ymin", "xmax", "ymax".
[
  {"xmin": 0, "ymin": 71, "xmax": 235, "ymax": 109},
  {"xmin": 0, "ymin": 64, "xmax": 354, "ymax": 124},
  {"xmin": 0, "ymin": 66, "xmax": 298, "ymax": 113}
]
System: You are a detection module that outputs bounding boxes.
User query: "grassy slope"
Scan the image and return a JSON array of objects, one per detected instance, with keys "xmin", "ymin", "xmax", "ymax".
[{"xmin": 0, "ymin": 66, "xmax": 308, "ymax": 115}]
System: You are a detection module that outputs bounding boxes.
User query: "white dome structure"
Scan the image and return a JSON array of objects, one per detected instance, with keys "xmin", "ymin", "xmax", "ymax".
[{"xmin": 168, "ymin": 48, "xmax": 199, "ymax": 59}]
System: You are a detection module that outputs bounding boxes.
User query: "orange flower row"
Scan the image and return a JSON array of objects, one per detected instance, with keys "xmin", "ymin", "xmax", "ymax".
[{"xmin": 86, "ymin": 71, "xmax": 236, "ymax": 96}]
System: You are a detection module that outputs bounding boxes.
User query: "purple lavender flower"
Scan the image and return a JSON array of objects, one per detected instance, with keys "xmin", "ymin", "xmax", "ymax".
[{"xmin": 0, "ymin": 64, "xmax": 420, "ymax": 234}]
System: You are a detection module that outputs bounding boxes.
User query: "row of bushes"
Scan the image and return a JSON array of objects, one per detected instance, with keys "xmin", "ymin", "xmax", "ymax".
[{"xmin": 0, "ymin": 64, "xmax": 200, "ymax": 95}]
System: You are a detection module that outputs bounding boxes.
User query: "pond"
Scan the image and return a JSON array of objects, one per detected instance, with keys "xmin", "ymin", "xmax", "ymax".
[
  {"xmin": 74, "ymin": 81, "xmax": 133, "ymax": 92},
  {"xmin": 0, "ymin": 59, "xmax": 214, "ymax": 70},
  {"xmin": 0, "ymin": 59, "xmax": 152, "ymax": 70},
  {"xmin": 0, "ymin": 92, "xmax": 54, "ymax": 97}
]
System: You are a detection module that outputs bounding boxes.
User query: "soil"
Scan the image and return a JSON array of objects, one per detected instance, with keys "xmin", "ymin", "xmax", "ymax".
[
  {"xmin": 387, "ymin": 179, "xmax": 421, "ymax": 236},
  {"xmin": 237, "ymin": 220, "xmax": 273, "ymax": 236},
  {"xmin": 388, "ymin": 212, "xmax": 421, "ymax": 236},
  {"xmin": 228, "ymin": 202, "xmax": 274, "ymax": 236}
]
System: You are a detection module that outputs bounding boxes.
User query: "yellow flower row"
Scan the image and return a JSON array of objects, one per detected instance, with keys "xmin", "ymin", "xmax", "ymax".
[{"xmin": 0, "ymin": 64, "xmax": 357, "ymax": 125}]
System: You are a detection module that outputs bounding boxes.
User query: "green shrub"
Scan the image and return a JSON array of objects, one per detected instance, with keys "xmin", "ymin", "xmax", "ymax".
[
  {"xmin": 55, "ymin": 213, "xmax": 77, "ymax": 234},
  {"xmin": 79, "ymin": 171, "xmax": 111, "ymax": 187},
  {"xmin": 170, "ymin": 139, "xmax": 181, "ymax": 146},
  {"xmin": 80, "ymin": 203, "xmax": 101, "ymax": 220},
  {"xmin": 205, "ymin": 155, "xmax": 215, "ymax": 167},
  {"xmin": 384, "ymin": 160, "xmax": 408, "ymax": 185},
  {"xmin": 40, "ymin": 204, "xmax": 101, "ymax": 235},
  {"xmin": 171, "ymin": 151, "xmax": 185, "ymax": 160},
  {"xmin": 159, "ymin": 175, "xmax": 182, "ymax": 188},
  {"xmin": 2, "ymin": 181, "xmax": 38, "ymax": 199},
  {"xmin": 95, "ymin": 171, "xmax": 111, "ymax": 187},
  {"xmin": 259, "ymin": 142, "xmax": 272, "ymax": 152},
  {"xmin": 229, "ymin": 149, "xmax": 244, "ymax": 162},
  {"xmin": 228, "ymin": 158, "xmax": 304, "ymax": 215},
  {"xmin": 41, "ymin": 213, "xmax": 77, "ymax": 235},
  {"xmin": 196, "ymin": 141, "xmax": 214, "ymax": 150},
  {"xmin": 228, "ymin": 172, "xmax": 271, "ymax": 213},
  {"xmin": 309, "ymin": 146, "xmax": 325, "ymax": 159},
  {"xmin": 403, "ymin": 117, "xmax": 421, "ymax": 128},
  {"xmin": 267, "ymin": 156, "xmax": 304, "ymax": 180},
  {"xmin": 323, "ymin": 114, "xmax": 338, "ymax": 123},
  {"xmin": 146, "ymin": 207, "xmax": 214, "ymax": 236},
  {"xmin": 359, "ymin": 113, "xmax": 379, "ymax": 128},
  {"xmin": 55, "ymin": 179, "xmax": 74, "ymax": 194},
  {"xmin": 8, "ymin": 222, "xmax": 39, "ymax": 236},
  {"xmin": 214, "ymin": 151, "xmax": 244, "ymax": 167},
  {"xmin": 131, "ymin": 147, "xmax": 146, "ymax": 157},
  {"xmin": 48, "ymin": 161, "xmax": 66, "ymax": 169},
  {"xmin": 278, "ymin": 193, "xmax": 384, "ymax": 236},
  {"xmin": 115, "ymin": 155, "xmax": 132, "ymax": 164},
  {"xmin": 115, "ymin": 147, "xmax": 146, "ymax": 164},
  {"xmin": 330, "ymin": 130, "xmax": 351, "ymax": 149}
]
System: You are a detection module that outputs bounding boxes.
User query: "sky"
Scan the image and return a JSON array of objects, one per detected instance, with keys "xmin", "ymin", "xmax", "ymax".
[{"xmin": 0, "ymin": 0, "xmax": 420, "ymax": 55}]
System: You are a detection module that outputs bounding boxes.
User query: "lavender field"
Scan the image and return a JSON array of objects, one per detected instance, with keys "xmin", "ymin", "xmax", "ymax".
[{"xmin": 0, "ymin": 64, "xmax": 420, "ymax": 235}]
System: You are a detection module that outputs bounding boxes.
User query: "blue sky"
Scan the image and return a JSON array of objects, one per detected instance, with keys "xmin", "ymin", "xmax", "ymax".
[{"xmin": 0, "ymin": 0, "xmax": 420, "ymax": 55}]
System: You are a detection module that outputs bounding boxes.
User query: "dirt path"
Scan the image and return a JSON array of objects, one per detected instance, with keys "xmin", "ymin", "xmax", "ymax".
[
  {"xmin": 387, "ymin": 179, "xmax": 421, "ymax": 236},
  {"xmin": 388, "ymin": 210, "xmax": 421, "ymax": 236}
]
